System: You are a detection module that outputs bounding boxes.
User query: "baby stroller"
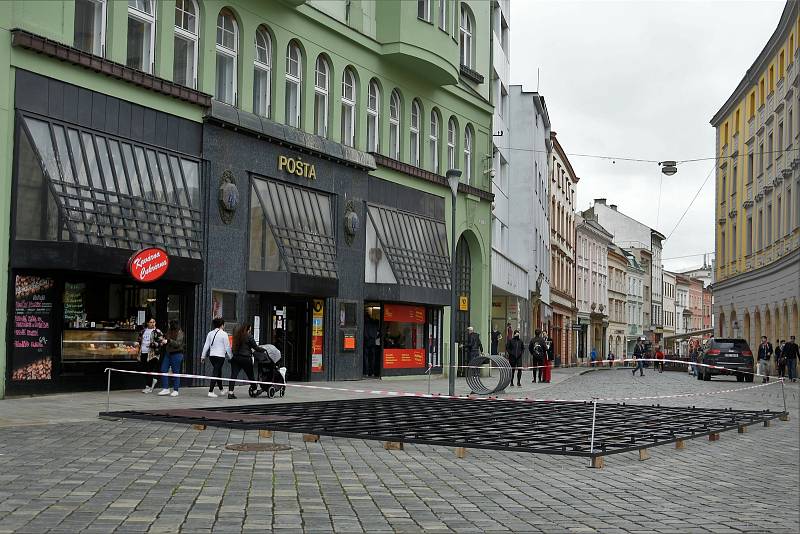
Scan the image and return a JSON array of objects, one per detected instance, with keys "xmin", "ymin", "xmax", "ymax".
[{"xmin": 249, "ymin": 344, "xmax": 287, "ymax": 398}]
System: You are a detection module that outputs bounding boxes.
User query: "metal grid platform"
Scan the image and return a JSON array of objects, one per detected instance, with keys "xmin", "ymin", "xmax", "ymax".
[{"xmin": 101, "ymin": 397, "xmax": 785, "ymax": 458}]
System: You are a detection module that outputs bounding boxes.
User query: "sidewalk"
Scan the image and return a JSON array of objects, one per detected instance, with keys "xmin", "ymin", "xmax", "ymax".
[{"xmin": 0, "ymin": 366, "xmax": 586, "ymax": 428}]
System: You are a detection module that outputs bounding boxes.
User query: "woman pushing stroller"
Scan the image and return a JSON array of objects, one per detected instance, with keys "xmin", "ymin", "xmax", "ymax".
[{"xmin": 228, "ymin": 324, "xmax": 267, "ymax": 399}]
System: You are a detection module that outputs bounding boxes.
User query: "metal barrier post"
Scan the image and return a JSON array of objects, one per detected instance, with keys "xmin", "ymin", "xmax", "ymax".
[
  {"xmin": 106, "ymin": 368, "xmax": 111, "ymax": 413},
  {"xmin": 781, "ymin": 378, "xmax": 787, "ymax": 414},
  {"xmin": 427, "ymin": 365, "xmax": 432, "ymax": 395},
  {"xmin": 589, "ymin": 397, "xmax": 598, "ymax": 456}
]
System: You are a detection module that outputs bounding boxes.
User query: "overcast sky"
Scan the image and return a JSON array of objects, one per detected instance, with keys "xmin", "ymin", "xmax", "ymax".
[{"xmin": 511, "ymin": 0, "xmax": 784, "ymax": 272}]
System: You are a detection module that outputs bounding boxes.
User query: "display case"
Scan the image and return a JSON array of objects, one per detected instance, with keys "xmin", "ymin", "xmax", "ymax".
[{"xmin": 62, "ymin": 329, "xmax": 140, "ymax": 361}]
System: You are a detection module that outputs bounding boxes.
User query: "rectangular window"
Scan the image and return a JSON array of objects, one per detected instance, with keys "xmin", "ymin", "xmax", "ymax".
[
  {"xmin": 731, "ymin": 224, "xmax": 737, "ymax": 260},
  {"xmin": 254, "ymin": 68, "xmax": 271, "ymax": 118},
  {"xmin": 746, "ymin": 217, "xmax": 752, "ymax": 255},
  {"xmin": 417, "ymin": 0, "xmax": 431, "ymax": 21},
  {"xmin": 211, "ymin": 291, "xmax": 237, "ymax": 322},
  {"xmin": 285, "ymin": 79, "xmax": 300, "ymax": 127},
  {"xmin": 767, "ymin": 134, "xmax": 773, "ymax": 168},
  {"xmin": 759, "ymin": 143, "xmax": 764, "ymax": 174},
  {"xmin": 767, "ymin": 204, "xmax": 773, "ymax": 243},
  {"xmin": 341, "ymin": 102, "xmax": 354, "ymax": 147},
  {"xmin": 216, "ymin": 53, "xmax": 235, "ymax": 105},
  {"xmin": 758, "ymin": 209, "xmax": 763, "ymax": 249},
  {"xmin": 731, "ymin": 164, "xmax": 737, "ymax": 196},
  {"xmin": 777, "ymin": 196, "xmax": 782, "ymax": 237},
  {"xmin": 174, "ymin": 34, "xmax": 197, "ymax": 88},
  {"xmin": 390, "ymin": 121, "xmax": 399, "ymax": 160},
  {"xmin": 778, "ymin": 122, "xmax": 784, "ymax": 156},
  {"xmin": 747, "ymin": 153, "xmax": 754, "ymax": 183},
  {"xmin": 126, "ymin": 2, "xmax": 155, "ymax": 73},
  {"xmin": 789, "ymin": 111, "xmax": 793, "ymax": 144},
  {"xmin": 74, "ymin": 0, "xmax": 105, "ymax": 56},
  {"xmin": 749, "ymin": 92, "xmax": 756, "ymax": 118}
]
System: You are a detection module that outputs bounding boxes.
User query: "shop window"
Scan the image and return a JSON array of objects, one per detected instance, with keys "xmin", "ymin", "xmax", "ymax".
[
  {"xmin": 367, "ymin": 80, "xmax": 380, "ymax": 152},
  {"xmin": 341, "ymin": 68, "xmax": 356, "ymax": 147},
  {"xmin": 74, "ymin": 0, "xmax": 106, "ymax": 56},
  {"xmin": 285, "ymin": 42, "xmax": 302, "ymax": 127},
  {"xmin": 212, "ymin": 290, "xmax": 237, "ymax": 322},
  {"xmin": 389, "ymin": 89, "xmax": 401, "ymax": 160},
  {"xmin": 249, "ymin": 177, "xmax": 337, "ymax": 278},
  {"xmin": 215, "ymin": 9, "xmax": 238, "ymax": 105},
  {"xmin": 127, "ymin": 0, "xmax": 155, "ymax": 73},
  {"xmin": 174, "ymin": 0, "xmax": 198, "ymax": 88},
  {"xmin": 254, "ymin": 26, "xmax": 272, "ymax": 118},
  {"xmin": 16, "ymin": 115, "xmax": 201, "ymax": 258},
  {"xmin": 383, "ymin": 304, "xmax": 426, "ymax": 370},
  {"xmin": 314, "ymin": 56, "xmax": 329, "ymax": 136}
]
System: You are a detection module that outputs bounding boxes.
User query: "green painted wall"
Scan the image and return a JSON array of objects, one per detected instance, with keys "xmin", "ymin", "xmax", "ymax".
[{"xmin": 0, "ymin": 0, "xmax": 494, "ymax": 396}]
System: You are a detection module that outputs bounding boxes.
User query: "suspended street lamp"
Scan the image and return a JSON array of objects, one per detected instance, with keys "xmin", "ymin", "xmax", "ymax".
[{"xmin": 659, "ymin": 160, "xmax": 678, "ymax": 176}]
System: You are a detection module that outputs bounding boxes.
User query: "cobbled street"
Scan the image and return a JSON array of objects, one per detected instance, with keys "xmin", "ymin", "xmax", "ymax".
[{"xmin": 1, "ymin": 369, "xmax": 798, "ymax": 533}]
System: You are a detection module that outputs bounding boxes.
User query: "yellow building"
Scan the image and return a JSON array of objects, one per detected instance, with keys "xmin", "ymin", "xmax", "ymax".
[{"xmin": 710, "ymin": 0, "xmax": 800, "ymax": 350}]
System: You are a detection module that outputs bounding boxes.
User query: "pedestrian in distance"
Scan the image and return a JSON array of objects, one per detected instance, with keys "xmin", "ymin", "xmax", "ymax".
[
  {"xmin": 776, "ymin": 340, "xmax": 786, "ymax": 379},
  {"xmin": 139, "ymin": 317, "xmax": 166, "ymax": 394},
  {"xmin": 783, "ymin": 335, "xmax": 799, "ymax": 382},
  {"xmin": 757, "ymin": 336, "xmax": 773, "ymax": 383},
  {"xmin": 590, "ymin": 347, "xmax": 597, "ymax": 367},
  {"xmin": 363, "ymin": 318, "xmax": 381, "ymax": 377},
  {"xmin": 506, "ymin": 329, "xmax": 525, "ymax": 387},
  {"xmin": 464, "ymin": 326, "xmax": 483, "ymax": 361},
  {"xmin": 655, "ymin": 345, "xmax": 665, "ymax": 373},
  {"xmin": 529, "ymin": 330, "xmax": 546, "ymax": 383},
  {"xmin": 228, "ymin": 323, "xmax": 267, "ymax": 399},
  {"xmin": 632, "ymin": 338, "xmax": 646, "ymax": 377},
  {"xmin": 607, "ymin": 351, "xmax": 615, "ymax": 367},
  {"xmin": 490, "ymin": 324, "xmax": 502, "ymax": 356},
  {"xmin": 542, "ymin": 332, "xmax": 554, "ymax": 383},
  {"xmin": 157, "ymin": 320, "xmax": 185, "ymax": 397},
  {"xmin": 201, "ymin": 318, "xmax": 232, "ymax": 397}
]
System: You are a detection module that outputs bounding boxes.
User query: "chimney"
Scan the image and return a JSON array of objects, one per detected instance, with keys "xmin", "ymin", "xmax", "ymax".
[
  {"xmin": 610, "ymin": 204, "xmax": 618, "ymax": 211},
  {"xmin": 594, "ymin": 198, "xmax": 607, "ymax": 205}
]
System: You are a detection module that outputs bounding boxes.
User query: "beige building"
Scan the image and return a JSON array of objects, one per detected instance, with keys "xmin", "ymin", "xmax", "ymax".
[
  {"xmin": 710, "ymin": 0, "xmax": 800, "ymax": 349},
  {"xmin": 549, "ymin": 132, "xmax": 578, "ymax": 365},
  {"xmin": 607, "ymin": 245, "xmax": 629, "ymax": 359}
]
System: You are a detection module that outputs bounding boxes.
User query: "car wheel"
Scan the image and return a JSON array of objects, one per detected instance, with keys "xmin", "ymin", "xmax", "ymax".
[
  {"xmin": 703, "ymin": 372, "xmax": 711, "ymax": 381},
  {"xmin": 736, "ymin": 374, "xmax": 743, "ymax": 382},
  {"xmin": 745, "ymin": 374, "xmax": 754, "ymax": 383}
]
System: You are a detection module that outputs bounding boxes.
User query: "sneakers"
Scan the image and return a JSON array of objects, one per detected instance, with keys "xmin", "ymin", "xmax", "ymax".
[
  {"xmin": 170, "ymin": 390, "xmax": 179, "ymax": 397},
  {"xmin": 142, "ymin": 386, "xmax": 152, "ymax": 394},
  {"xmin": 228, "ymin": 393, "xmax": 236, "ymax": 400},
  {"xmin": 157, "ymin": 389, "xmax": 171, "ymax": 396},
  {"xmin": 207, "ymin": 391, "xmax": 218, "ymax": 398}
]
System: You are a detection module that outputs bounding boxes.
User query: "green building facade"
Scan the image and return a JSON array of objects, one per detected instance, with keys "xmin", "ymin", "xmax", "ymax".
[{"xmin": 0, "ymin": 0, "xmax": 493, "ymax": 397}]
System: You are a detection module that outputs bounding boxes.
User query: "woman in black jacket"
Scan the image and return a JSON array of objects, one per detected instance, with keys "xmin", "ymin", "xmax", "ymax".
[
  {"xmin": 506, "ymin": 330, "xmax": 525, "ymax": 387},
  {"xmin": 228, "ymin": 324, "xmax": 267, "ymax": 399}
]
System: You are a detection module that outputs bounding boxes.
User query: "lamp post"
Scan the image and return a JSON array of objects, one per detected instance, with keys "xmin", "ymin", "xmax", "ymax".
[{"xmin": 446, "ymin": 169, "xmax": 462, "ymax": 396}]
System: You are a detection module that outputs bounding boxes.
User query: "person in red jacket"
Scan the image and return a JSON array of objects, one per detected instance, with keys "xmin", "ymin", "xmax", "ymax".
[{"xmin": 655, "ymin": 345, "xmax": 665, "ymax": 373}]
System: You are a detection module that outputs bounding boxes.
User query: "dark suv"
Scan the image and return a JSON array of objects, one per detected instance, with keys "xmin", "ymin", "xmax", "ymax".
[{"xmin": 697, "ymin": 338, "xmax": 754, "ymax": 382}]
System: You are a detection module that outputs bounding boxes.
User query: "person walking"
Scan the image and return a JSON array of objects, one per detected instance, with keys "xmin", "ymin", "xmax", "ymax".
[
  {"xmin": 632, "ymin": 338, "xmax": 645, "ymax": 377},
  {"xmin": 783, "ymin": 335, "xmax": 798, "ymax": 382},
  {"xmin": 655, "ymin": 345, "xmax": 665, "ymax": 373},
  {"xmin": 542, "ymin": 332, "xmax": 554, "ymax": 383},
  {"xmin": 157, "ymin": 321, "xmax": 185, "ymax": 397},
  {"xmin": 757, "ymin": 336, "xmax": 773, "ymax": 383},
  {"xmin": 506, "ymin": 330, "xmax": 525, "ymax": 387},
  {"xmin": 139, "ymin": 318, "xmax": 165, "ymax": 393},
  {"xmin": 529, "ymin": 330, "xmax": 546, "ymax": 383},
  {"xmin": 590, "ymin": 347, "xmax": 597, "ymax": 367},
  {"xmin": 490, "ymin": 325, "xmax": 502, "ymax": 356},
  {"xmin": 464, "ymin": 326, "xmax": 483, "ymax": 361},
  {"xmin": 201, "ymin": 318, "xmax": 232, "ymax": 397},
  {"xmin": 776, "ymin": 340, "xmax": 786, "ymax": 379},
  {"xmin": 228, "ymin": 324, "xmax": 267, "ymax": 399},
  {"xmin": 607, "ymin": 351, "xmax": 615, "ymax": 367},
  {"xmin": 364, "ymin": 319, "xmax": 380, "ymax": 377}
]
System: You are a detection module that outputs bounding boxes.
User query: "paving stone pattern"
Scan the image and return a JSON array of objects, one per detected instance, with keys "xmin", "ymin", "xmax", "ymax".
[{"xmin": 0, "ymin": 370, "xmax": 798, "ymax": 533}]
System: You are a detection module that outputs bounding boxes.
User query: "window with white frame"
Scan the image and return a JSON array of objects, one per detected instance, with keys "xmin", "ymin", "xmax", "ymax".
[
  {"xmin": 285, "ymin": 42, "xmax": 302, "ymax": 127},
  {"xmin": 429, "ymin": 111, "xmax": 440, "ymax": 173},
  {"xmin": 367, "ymin": 80, "xmax": 380, "ymax": 152},
  {"xmin": 173, "ymin": 0, "xmax": 198, "ymax": 88},
  {"xmin": 438, "ymin": 0, "xmax": 447, "ymax": 31},
  {"xmin": 459, "ymin": 5, "xmax": 473, "ymax": 68},
  {"xmin": 418, "ymin": 0, "xmax": 431, "ymax": 22},
  {"xmin": 253, "ymin": 26, "xmax": 272, "ymax": 117},
  {"xmin": 410, "ymin": 100, "xmax": 421, "ymax": 166},
  {"xmin": 74, "ymin": 0, "xmax": 106, "ymax": 56},
  {"xmin": 447, "ymin": 117, "xmax": 456, "ymax": 170},
  {"xmin": 389, "ymin": 90, "xmax": 401, "ymax": 160},
  {"xmin": 314, "ymin": 56, "xmax": 329, "ymax": 137},
  {"xmin": 215, "ymin": 10, "xmax": 238, "ymax": 105},
  {"xmin": 341, "ymin": 69, "xmax": 356, "ymax": 147},
  {"xmin": 127, "ymin": 0, "xmax": 155, "ymax": 73},
  {"xmin": 463, "ymin": 125, "xmax": 473, "ymax": 183}
]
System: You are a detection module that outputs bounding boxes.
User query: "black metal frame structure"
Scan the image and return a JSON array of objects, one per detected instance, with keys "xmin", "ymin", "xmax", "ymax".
[{"xmin": 101, "ymin": 397, "xmax": 786, "ymax": 459}]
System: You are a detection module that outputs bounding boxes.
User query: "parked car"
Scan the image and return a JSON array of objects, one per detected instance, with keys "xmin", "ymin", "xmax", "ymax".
[{"xmin": 696, "ymin": 338, "xmax": 754, "ymax": 382}]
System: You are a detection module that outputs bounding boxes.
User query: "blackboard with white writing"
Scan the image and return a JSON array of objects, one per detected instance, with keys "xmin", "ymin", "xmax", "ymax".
[{"xmin": 12, "ymin": 275, "xmax": 55, "ymax": 380}]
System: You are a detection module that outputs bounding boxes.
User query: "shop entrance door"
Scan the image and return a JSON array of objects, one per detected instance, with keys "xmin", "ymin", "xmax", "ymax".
[{"xmin": 247, "ymin": 295, "xmax": 310, "ymax": 382}]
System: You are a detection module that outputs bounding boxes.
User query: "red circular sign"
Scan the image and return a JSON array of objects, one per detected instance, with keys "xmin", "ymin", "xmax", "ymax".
[{"xmin": 128, "ymin": 248, "xmax": 170, "ymax": 283}]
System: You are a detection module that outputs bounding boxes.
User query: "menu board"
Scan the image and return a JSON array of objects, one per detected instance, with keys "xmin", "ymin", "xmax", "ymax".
[
  {"xmin": 63, "ymin": 282, "xmax": 86, "ymax": 322},
  {"xmin": 12, "ymin": 275, "xmax": 56, "ymax": 380}
]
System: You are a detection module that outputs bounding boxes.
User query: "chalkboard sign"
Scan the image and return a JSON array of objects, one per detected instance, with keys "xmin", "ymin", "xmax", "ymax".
[
  {"xmin": 63, "ymin": 282, "xmax": 86, "ymax": 323},
  {"xmin": 12, "ymin": 275, "xmax": 56, "ymax": 380}
]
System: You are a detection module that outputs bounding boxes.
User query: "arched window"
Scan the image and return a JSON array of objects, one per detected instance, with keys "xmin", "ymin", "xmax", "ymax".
[
  {"xmin": 285, "ymin": 42, "xmax": 302, "ymax": 127},
  {"xmin": 127, "ymin": 0, "xmax": 156, "ymax": 73},
  {"xmin": 447, "ymin": 117, "xmax": 457, "ymax": 169},
  {"xmin": 74, "ymin": 0, "xmax": 106, "ymax": 56},
  {"xmin": 173, "ymin": 0, "xmax": 198, "ymax": 88},
  {"xmin": 410, "ymin": 100, "xmax": 421, "ymax": 166},
  {"xmin": 341, "ymin": 68, "xmax": 356, "ymax": 147},
  {"xmin": 367, "ymin": 80, "xmax": 380, "ymax": 152},
  {"xmin": 253, "ymin": 26, "xmax": 272, "ymax": 117},
  {"xmin": 389, "ymin": 90, "xmax": 401, "ymax": 160},
  {"xmin": 459, "ymin": 5, "xmax": 473, "ymax": 68},
  {"xmin": 314, "ymin": 56, "xmax": 329, "ymax": 137},
  {"xmin": 429, "ymin": 110, "xmax": 440, "ymax": 173},
  {"xmin": 215, "ymin": 9, "xmax": 238, "ymax": 105},
  {"xmin": 464, "ymin": 125, "xmax": 473, "ymax": 183}
]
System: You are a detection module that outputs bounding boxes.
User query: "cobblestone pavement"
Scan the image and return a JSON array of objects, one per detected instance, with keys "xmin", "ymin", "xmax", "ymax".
[{"xmin": 0, "ymin": 370, "xmax": 798, "ymax": 533}]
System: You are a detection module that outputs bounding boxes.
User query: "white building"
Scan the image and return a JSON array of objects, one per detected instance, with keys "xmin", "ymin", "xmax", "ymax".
[
  {"xmin": 625, "ymin": 251, "xmax": 646, "ymax": 355},
  {"xmin": 508, "ymin": 86, "xmax": 552, "ymax": 335},
  {"xmin": 489, "ymin": 0, "xmax": 527, "ymax": 345},
  {"xmin": 675, "ymin": 276, "xmax": 690, "ymax": 356},
  {"xmin": 663, "ymin": 270, "xmax": 677, "ymax": 351},
  {"xmin": 575, "ymin": 212, "xmax": 612, "ymax": 359}
]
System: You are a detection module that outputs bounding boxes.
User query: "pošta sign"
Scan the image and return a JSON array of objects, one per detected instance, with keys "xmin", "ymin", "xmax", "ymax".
[
  {"xmin": 278, "ymin": 155, "xmax": 316, "ymax": 179},
  {"xmin": 128, "ymin": 248, "xmax": 170, "ymax": 282}
]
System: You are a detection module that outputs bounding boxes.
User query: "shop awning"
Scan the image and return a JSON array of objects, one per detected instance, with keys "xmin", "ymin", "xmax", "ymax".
[
  {"xmin": 365, "ymin": 203, "xmax": 450, "ymax": 290},
  {"xmin": 250, "ymin": 177, "xmax": 337, "ymax": 279}
]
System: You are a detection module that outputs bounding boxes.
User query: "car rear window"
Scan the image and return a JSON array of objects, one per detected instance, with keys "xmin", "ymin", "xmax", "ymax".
[{"xmin": 711, "ymin": 339, "xmax": 750, "ymax": 352}]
